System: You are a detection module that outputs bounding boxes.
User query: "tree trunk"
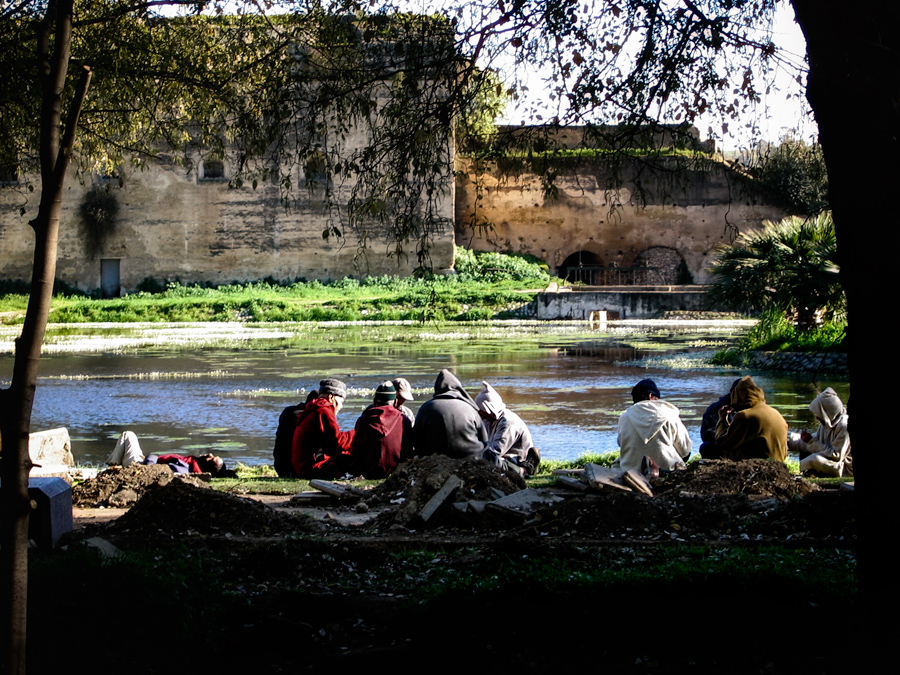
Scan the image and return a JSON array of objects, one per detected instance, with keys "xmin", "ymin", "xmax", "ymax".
[
  {"xmin": 0, "ymin": 1, "xmax": 90, "ymax": 671},
  {"xmin": 791, "ymin": 0, "xmax": 898, "ymax": 646}
]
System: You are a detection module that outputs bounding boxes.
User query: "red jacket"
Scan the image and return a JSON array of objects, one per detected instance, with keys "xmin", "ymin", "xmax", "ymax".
[
  {"xmin": 349, "ymin": 405, "xmax": 405, "ymax": 479},
  {"xmin": 156, "ymin": 454, "xmax": 203, "ymax": 474},
  {"xmin": 291, "ymin": 398, "xmax": 355, "ymax": 478}
]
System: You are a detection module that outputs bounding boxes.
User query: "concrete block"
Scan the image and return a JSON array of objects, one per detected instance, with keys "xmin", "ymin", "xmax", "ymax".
[
  {"xmin": 29, "ymin": 478, "xmax": 73, "ymax": 548},
  {"xmin": 0, "ymin": 477, "xmax": 73, "ymax": 548},
  {"xmin": 28, "ymin": 428, "xmax": 74, "ymax": 477}
]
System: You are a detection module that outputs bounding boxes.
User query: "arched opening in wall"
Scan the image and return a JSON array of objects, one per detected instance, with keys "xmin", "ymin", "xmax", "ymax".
[
  {"xmin": 632, "ymin": 247, "xmax": 693, "ymax": 285},
  {"xmin": 560, "ymin": 250, "xmax": 603, "ymax": 284}
]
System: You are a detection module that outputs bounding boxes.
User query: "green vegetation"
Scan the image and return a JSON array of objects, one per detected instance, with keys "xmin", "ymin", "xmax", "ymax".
[
  {"xmin": 750, "ymin": 138, "xmax": 829, "ymax": 217},
  {"xmin": 712, "ymin": 310, "xmax": 847, "ymax": 365},
  {"xmin": 709, "ymin": 213, "xmax": 844, "ymax": 331},
  {"xmin": 0, "ymin": 250, "xmax": 554, "ymax": 325}
]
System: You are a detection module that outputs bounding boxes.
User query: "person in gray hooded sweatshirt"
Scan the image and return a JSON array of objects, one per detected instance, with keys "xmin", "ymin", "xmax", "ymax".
[
  {"xmin": 414, "ymin": 369, "xmax": 488, "ymax": 458},
  {"xmin": 475, "ymin": 381, "xmax": 540, "ymax": 475}
]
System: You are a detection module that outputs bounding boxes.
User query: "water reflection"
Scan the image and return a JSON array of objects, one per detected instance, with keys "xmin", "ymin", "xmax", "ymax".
[{"xmin": 0, "ymin": 322, "xmax": 848, "ymax": 467}]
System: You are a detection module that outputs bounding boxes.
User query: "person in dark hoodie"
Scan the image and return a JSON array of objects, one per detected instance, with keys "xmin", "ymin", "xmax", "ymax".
[
  {"xmin": 291, "ymin": 378, "xmax": 355, "ymax": 478},
  {"xmin": 414, "ymin": 369, "xmax": 488, "ymax": 459},
  {"xmin": 698, "ymin": 378, "xmax": 741, "ymax": 459},
  {"xmin": 715, "ymin": 375, "xmax": 788, "ymax": 462},
  {"xmin": 272, "ymin": 389, "xmax": 318, "ymax": 477}
]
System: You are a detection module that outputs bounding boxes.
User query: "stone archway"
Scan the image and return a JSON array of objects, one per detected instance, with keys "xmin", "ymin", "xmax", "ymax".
[
  {"xmin": 632, "ymin": 247, "xmax": 692, "ymax": 285},
  {"xmin": 559, "ymin": 250, "xmax": 603, "ymax": 284}
]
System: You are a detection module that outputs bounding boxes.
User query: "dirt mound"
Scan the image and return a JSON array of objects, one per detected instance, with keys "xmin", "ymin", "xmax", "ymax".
[
  {"xmin": 367, "ymin": 455, "xmax": 526, "ymax": 529},
  {"xmin": 652, "ymin": 459, "xmax": 817, "ymax": 499},
  {"xmin": 73, "ymin": 464, "xmax": 209, "ymax": 507},
  {"xmin": 533, "ymin": 460, "xmax": 842, "ymax": 542},
  {"xmin": 103, "ymin": 480, "xmax": 320, "ymax": 547}
]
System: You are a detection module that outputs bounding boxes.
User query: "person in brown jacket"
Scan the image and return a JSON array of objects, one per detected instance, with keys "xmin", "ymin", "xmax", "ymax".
[{"xmin": 714, "ymin": 376, "xmax": 788, "ymax": 462}]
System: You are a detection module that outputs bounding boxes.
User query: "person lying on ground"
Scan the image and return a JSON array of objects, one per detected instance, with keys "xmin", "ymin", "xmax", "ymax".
[
  {"xmin": 107, "ymin": 432, "xmax": 234, "ymax": 476},
  {"xmin": 106, "ymin": 430, "xmax": 146, "ymax": 467},
  {"xmin": 414, "ymin": 369, "xmax": 488, "ymax": 459},
  {"xmin": 614, "ymin": 378, "xmax": 692, "ymax": 472},
  {"xmin": 273, "ymin": 389, "xmax": 318, "ymax": 478},
  {"xmin": 291, "ymin": 378, "xmax": 355, "ymax": 479},
  {"xmin": 475, "ymin": 381, "xmax": 541, "ymax": 476},
  {"xmin": 144, "ymin": 452, "xmax": 234, "ymax": 477},
  {"xmin": 391, "ymin": 377, "xmax": 416, "ymax": 427},
  {"xmin": 348, "ymin": 381, "xmax": 409, "ymax": 479},
  {"xmin": 788, "ymin": 387, "xmax": 852, "ymax": 477},
  {"xmin": 715, "ymin": 376, "xmax": 788, "ymax": 462},
  {"xmin": 698, "ymin": 378, "xmax": 742, "ymax": 460}
]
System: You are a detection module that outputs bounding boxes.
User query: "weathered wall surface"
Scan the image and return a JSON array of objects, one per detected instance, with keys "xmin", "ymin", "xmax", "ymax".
[
  {"xmin": 455, "ymin": 158, "xmax": 786, "ymax": 284},
  {"xmin": 534, "ymin": 287, "xmax": 713, "ymax": 320},
  {"xmin": 0, "ymin": 157, "xmax": 455, "ymax": 292}
]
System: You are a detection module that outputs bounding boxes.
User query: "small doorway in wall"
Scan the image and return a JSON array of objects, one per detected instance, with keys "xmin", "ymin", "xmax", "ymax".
[
  {"xmin": 100, "ymin": 259, "xmax": 121, "ymax": 298},
  {"xmin": 560, "ymin": 250, "xmax": 603, "ymax": 284}
]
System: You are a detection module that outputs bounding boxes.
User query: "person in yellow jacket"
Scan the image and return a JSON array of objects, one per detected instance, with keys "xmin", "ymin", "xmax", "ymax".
[{"xmin": 715, "ymin": 376, "xmax": 788, "ymax": 462}]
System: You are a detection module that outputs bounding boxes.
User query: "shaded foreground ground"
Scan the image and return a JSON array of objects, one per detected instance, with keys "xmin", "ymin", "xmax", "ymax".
[{"xmin": 29, "ymin": 459, "xmax": 857, "ymax": 673}]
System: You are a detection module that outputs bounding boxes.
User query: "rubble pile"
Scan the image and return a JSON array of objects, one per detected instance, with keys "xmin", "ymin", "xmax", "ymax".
[
  {"xmin": 73, "ymin": 464, "xmax": 209, "ymax": 507},
  {"xmin": 366, "ymin": 455, "xmax": 530, "ymax": 529}
]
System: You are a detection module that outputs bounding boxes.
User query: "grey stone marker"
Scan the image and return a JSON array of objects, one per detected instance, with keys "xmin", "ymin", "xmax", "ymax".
[{"xmin": 0, "ymin": 477, "xmax": 73, "ymax": 548}]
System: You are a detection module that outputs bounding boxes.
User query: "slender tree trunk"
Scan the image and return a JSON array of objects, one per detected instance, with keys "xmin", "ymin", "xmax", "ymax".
[
  {"xmin": 1, "ymin": 1, "xmax": 90, "ymax": 671},
  {"xmin": 791, "ymin": 0, "xmax": 899, "ymax": 654}
]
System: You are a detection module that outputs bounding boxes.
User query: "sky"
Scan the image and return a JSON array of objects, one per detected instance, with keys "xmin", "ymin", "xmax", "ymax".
[{"xmin": 492, "ymin": 3, "xmax": 815, "ymax": 151}]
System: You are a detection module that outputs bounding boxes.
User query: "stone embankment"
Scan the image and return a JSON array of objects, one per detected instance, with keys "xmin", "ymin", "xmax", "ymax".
[{"xmin": 745, "ymin": 350, "xmax": 847, "ymax": 374}]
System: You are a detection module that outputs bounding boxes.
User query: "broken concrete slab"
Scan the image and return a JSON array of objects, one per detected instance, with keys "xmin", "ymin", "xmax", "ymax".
[
  {"xmin": 418, "ymin": 474, "xmax": 463, "ymax": 523},
  {"xmin": 555, "ymin": 475, "xmax": 591, "ymax": 492},
  {"xmin": 291, "ymin": 491, "xmax": 337, "ymax": 505},
  {"xmin": 584, "ymin": 463, "xmax": 632, "ymax": 492},
  {"xmin": 28, "ymin": 428, "xmax": 74, "ymax": 477},
  {"xmin": 623, "ymin": 469, "xmax": 653, "ymax": 496},
  {"xmin": 488, "ymin": 488, "xmax": 564, "ymax": 513},
  {"xmin": 83, "ymin": 537, "xmax": 122, "ymax": 558}
]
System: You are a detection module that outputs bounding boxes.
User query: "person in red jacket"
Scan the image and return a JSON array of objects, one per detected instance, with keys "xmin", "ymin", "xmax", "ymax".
[
  {"xmin": 349, "ymin": 381, "xmax": 409, "ymax": 479},
  {"xmin": 291, "ymin": 378, "xmax": 355, "ymax": 479}
]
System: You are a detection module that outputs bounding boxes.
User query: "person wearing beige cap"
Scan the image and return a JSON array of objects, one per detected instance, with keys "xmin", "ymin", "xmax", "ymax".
[
  {"xmin": 391, "ymin": 377, "xmax": 416, "ymax": 426},
  {"xmin": 291, "ymin": 378, "xmax": 355, "ymax": 478}
]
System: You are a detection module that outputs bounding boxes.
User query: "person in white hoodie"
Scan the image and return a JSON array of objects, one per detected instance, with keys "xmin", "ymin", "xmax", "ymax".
[
  {"xmin": 614, "ymin": 379, "xmax": 692, "ymax": 472},
  {"xmin": 788, "ymin": 387, "xmax": 852, "ymax": 477}
]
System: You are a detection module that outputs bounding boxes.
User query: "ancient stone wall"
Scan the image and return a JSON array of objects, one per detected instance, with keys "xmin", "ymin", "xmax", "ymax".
[
  {"xmin": 0, "ymin": 156, "xmax": 455, "ymax": 292},
  {"xmin": 455, "ymin": 157, "xmax": 787, "ymax": 284}
]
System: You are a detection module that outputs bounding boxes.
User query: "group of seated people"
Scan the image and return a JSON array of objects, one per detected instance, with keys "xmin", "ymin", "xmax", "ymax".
[
  {"xmin": 107, "ymin": 372, "xmax": 849, "ymax": 482},
  {"xmin": 273, "ymin": 370, "xmax": 541, "ymax": 481},
  {"xmin": 634, "ymin": 374, "xmax": 851, "ymax": 477}
]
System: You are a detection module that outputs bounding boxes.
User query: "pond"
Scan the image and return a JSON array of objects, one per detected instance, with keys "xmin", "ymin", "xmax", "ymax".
[{"xmin": 0, "ymin": 321, "xmax": 850, "ymax": 467}]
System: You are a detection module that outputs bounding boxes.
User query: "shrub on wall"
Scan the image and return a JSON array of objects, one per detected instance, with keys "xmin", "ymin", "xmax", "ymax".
[{"xmin": 79, "ymin": 186, "xmax": 120, "ymax": 257}]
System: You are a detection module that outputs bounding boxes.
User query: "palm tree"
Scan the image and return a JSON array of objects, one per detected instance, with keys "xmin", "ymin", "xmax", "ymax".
[{"xmin": 708, "ymin": 213, "xmax": 844, "ymax": 330}]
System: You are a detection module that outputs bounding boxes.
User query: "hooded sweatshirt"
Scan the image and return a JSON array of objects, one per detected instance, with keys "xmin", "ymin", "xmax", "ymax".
[
  {"xmin": 715, "ymin": 376, "xmax": 788, "ymax": 462},
  {"xmin": 349, "ymin": 404, "xmax": 406, "ymax": 479},
  {"xmin": 414, "ymin": 369, "xmax": 487, "ymax": 459},
  {"xmin": 615, "ymin": 399, "xmax": 692, "ymax": 471},
  {"xmin": 291, "ymin": 397, "xmax": 355, "ymax": 478},
  {"xmin": 789, "ymin": 387, "xmax": 851, "ymax": 474},
  {"xmin": 475, "ymin": 381, "xmax": 534, "ymax": 462}
]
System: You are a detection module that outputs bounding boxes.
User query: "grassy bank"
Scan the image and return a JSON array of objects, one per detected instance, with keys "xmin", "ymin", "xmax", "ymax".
[
  {"xmin": 712, "ymin": 311, "xmax": 847, "ymax": 366},
  {"xmin": 0, "ymin": 249, "xmax": 554, "ymax": 324}
]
